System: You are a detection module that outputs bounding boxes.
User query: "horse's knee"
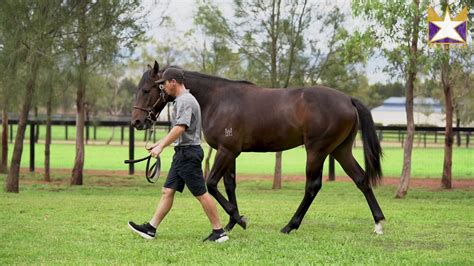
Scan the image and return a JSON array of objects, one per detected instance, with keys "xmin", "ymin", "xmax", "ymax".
[
  {"xmin": 224, "ymin": 182, "xmax": 236, "ymax": 194},
  {"xmin": 206, "ymin": 179, "xmax": 218, "ymax": 195},
  {"xmin": 306, "ymin": 179, "xmax": 322, "ymax": 196}
]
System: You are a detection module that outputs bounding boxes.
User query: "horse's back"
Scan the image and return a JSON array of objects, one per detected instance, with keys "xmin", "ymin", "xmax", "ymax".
[{"xmin": 231, "ymin": 85, "xmax": 356, "ymax": 152}]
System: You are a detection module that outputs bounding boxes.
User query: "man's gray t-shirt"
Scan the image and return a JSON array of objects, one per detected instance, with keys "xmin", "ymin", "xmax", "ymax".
[{"xmin": 172, "ymin": 90, "xmax": 202, "ymax": 146}]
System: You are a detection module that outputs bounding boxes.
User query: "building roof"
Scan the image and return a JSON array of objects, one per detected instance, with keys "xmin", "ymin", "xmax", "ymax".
[{"xmin": 372, "ymin": 97, "xmax": 443, "ymax": 113}]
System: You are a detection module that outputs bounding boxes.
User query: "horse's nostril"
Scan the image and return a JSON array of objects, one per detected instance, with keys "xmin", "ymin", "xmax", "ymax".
[{"xmin": 132, "ymin": 120, "xmax": 141, "ymax": 127}]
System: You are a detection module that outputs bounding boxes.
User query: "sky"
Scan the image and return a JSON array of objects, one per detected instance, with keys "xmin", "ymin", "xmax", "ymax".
[{"xmin": 141, "ymin": 0, "xmax": 394, "ymax": 84}]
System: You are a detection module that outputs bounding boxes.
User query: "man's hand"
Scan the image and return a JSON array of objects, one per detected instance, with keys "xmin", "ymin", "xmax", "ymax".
[
  {"xmin": 146, "ymin": 125, "xmax": 186, "ymax": 158},
  {"xmin": 146, "ymin": 140, "xmax": 161, "ymax": 151},
  {"xmin": 149, "ymin": 145, "xmax": 163, "ymax": 158}
]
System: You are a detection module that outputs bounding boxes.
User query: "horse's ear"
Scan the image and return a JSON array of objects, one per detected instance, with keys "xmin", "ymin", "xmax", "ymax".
[
  {"xmin": 153, "ymin": 61, "xmax": 159, "ymax": 74},
  {"xmin": 147, "ymin": 64, "xmax": 152, "ymax": 70}
]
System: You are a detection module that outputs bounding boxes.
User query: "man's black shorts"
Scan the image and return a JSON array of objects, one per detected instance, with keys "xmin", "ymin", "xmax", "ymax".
[{"xmin": 164, "ymin": 145, "xmax": 207, "ymax": 196}]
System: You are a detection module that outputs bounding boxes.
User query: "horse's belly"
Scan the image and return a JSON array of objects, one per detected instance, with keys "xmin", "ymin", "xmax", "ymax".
[{"xmin": 241, "ymin": 130, "xmax": 304, "ymax": 152}]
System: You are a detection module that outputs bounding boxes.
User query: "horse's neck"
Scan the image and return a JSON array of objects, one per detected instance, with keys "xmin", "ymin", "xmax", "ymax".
[{"xmin": 184, "ymin": 75, "xmax": 218, "ymax": 110}]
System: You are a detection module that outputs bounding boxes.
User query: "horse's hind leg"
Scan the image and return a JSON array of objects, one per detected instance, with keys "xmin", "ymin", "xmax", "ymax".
[
  {"xmin": 281, "ymin": 150, "xmax": 327, "ymax": 234},
  {"xmin": 332, "ymin": 144, "xmax": 385, "ymax": 234},
  {"xmin": 206, "ymin": 147, "xmax": 247, "ymax": 229},
  {"xmin": 223, "ymin": 159, "xmax": 246, "ymax": 231}
]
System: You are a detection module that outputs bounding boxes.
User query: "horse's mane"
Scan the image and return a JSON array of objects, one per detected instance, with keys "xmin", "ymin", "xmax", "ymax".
[{"xmin": 162, "ymin": 65, "xmax": 254, "ymax": 85}]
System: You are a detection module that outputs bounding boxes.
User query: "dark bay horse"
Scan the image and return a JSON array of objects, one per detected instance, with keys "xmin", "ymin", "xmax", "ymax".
[{"xmin": 131, "ymin": 62, "xmax": 385, "ymax": 235}]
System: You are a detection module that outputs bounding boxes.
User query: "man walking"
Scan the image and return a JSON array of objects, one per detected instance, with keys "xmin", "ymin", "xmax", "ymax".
[{"xmin": 128, "ymin": 67, "xmax": 228, "ymax": 243}]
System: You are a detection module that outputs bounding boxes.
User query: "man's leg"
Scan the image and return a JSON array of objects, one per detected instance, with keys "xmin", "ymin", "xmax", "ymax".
[
  {"xmin": 150, "ymin": 187, "xmax": 176, "ymax": 228},
  {"xmin": 196, "ymin": 191, "xmax": 222, "ymax": 229},
  {"xmin": 128, "ymin": 187, "xmax": 176, "ymax": 240},
  {"xmin": 197, "ymin": 191, "xmax": 229, "ymax": 243}
]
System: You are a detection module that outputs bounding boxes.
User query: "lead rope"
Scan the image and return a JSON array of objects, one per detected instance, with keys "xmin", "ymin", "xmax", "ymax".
[
  {"xmin": 124, "ymin": 119, "xmax": 160, "ymax": 183},
  {"xmin": 125, "ymin": 84, "xmax": 166, "ymax": 183}
]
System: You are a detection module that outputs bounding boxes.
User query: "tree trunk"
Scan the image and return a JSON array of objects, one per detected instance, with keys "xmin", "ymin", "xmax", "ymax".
[
  {"xmin": 441, "ymin": 45, "xmax": 453, "ymax": 189},
  {"xmin": 6, "ymin": 54, "xmax": 40, "ymax": 192},
  {"xmin": 106, "ymin": 126, "xmax": 115, "ymax": 145},
  {"xmin": 34, "ymin": 106, "xmax": 39, "ymax": 143},
  {"xmin": 71, "ymin": 1, "xmax": 88, "ymax": 185},
  {"xmin": 395, "ymin": 0, "xmax": 420, "ymax": 199},
  {"xmin": 44, "ymin": 84, "xmax": 53, "ymax": 182},
  {"xmin": 273, "ymin": 151, "xmax": 282, "ymax": 189},
  {"xmin": 271, "ymin": 0, "xmax": 282, "ymax": 189},
  {"xmin": 0, "ymin": 109, "xmax": 8, "ymax": 174}
]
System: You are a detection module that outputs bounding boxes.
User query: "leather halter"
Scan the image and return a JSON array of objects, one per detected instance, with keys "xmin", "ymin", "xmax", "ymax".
[
  {"xmin": 133, "ymin": 83, "xmax": 166, "ymax": 123},
  {"xmin": 128, "ymin": 81, "xmax": 167, "ymax": 183}
]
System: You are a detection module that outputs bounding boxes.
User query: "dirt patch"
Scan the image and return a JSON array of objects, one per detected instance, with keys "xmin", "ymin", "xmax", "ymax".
[
  {"xmin": 19, "ymin": 168, "xmax": 474, "ymax": 189},
  {"xmin": 236, "ymin": 174, "xmax": 474, "ymax": 189}
]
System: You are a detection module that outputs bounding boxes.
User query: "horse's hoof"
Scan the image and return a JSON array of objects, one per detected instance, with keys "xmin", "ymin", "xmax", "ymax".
[
  {"xmin": 374, "ymin": 221, "xmax": 384, "ymax": 235},
  {"xmin": 237, "ymin": 216, "xmax": 248, "ymax": 230},
  {"xmin": 280, "ymin": 225, "xmax": 294, "ymax": 234}
]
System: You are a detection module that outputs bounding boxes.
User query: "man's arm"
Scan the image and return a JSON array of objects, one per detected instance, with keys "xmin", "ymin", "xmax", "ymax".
[{"xmin": 149, "ymin": 125, "xmax": 186, "ymax": 157}]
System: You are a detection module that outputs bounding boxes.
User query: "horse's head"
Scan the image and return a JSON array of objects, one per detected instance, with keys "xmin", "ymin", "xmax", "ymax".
[{"xmin": 131, "ymin": 61, "xmax": 174, "ymax": 130}]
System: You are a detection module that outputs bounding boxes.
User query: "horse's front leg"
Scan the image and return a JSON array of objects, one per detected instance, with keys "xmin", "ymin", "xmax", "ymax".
[
  {"xmin": 223, "ymin": 159, "xmax": 247, "ymax": 231},
  {"xmin": 206, "ymin": 148, "xmax": 247, "ymax": 229}
]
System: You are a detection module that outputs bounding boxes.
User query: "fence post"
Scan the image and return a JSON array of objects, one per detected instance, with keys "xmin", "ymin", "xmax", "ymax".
[
  {"xmin": 456, "ymin": 119, "xmax": 461, "ymax": 147},
  {"xmin": 120, "ymin": 126, "xmax": 124, "ymax": 145},
  {"xmin": 93, "ymin": 125, "xmax": 97, "ymax": 141},
  {"xmin": 9, "ymin": 123, "xmax": 13, "ymax": 143},
  {"xmin": 466, "ymin": 132, "xmax": 470, "ymax": 148},
  {"xmin": 435, "ymin": 131, "xmax": 437, "ymax": 143},
  {"xmin": 328, "ymin": 156, "xmax": 335, "ymax": 181},
  {"xmin": 65, "ymin": 124, "xmax": 68, "ymax": 140},
  {"xmin": 423, "ymin": 132, "xmax": 427, "ymax": 148},
  {"xmin": 29, "ymin": 122, "xmax": 35, "ymax": 172},
  {"xmin": 86, "ymin": 121, "xmax": 89, "ymax": 144},
  {"xmin": 129, "ymin": 124, "xmax": 134, "ymax": 175},
  {"xmin": 35, "ymin": 124, "xmax": 40, "ymax": 143}
]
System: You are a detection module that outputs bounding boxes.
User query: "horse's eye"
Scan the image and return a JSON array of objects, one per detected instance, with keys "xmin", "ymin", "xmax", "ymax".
[{"xmin": 142, "ymin": 89, "xmax": 150, "ymax": 94}]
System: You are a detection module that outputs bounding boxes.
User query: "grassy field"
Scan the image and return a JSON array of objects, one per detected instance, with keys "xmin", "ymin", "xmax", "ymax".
[
  {"xmin": 6, "ymin": 142, "xmax": 474, "ymax": 179},
  {"xmin": 1, "ymin": 173, "xmax": 473, "ymax": 264}
]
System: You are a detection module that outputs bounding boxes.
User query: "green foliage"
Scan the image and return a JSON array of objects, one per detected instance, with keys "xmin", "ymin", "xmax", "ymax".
[
  {"xmin": 352, "ymin": 0, "xmax": 430, "ymax": 79},
  {"xmin": 366, "ymin": 82, "xmax": 405, "ymax": 108},
  {"xmin": 1, "ymin": 175, "xmax": 473, "ymax": 264}
]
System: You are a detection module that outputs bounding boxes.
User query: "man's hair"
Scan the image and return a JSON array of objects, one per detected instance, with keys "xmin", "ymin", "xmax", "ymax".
[{"xmin": 161, "ymin": 67, "xmax": 185, "ymax": 84}]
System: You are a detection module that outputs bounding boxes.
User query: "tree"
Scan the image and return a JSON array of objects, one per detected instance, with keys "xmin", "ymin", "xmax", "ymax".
[
  {"xmin": 0, "ymin": 2, "xmax": 26, "ymax": 174},
  {"xmin": 3, "ymin": 0, "xmax": 66, "ymax": 192},
  {"xmin": 64, "ymin": 0, "xmax": 145, "ymax": 185},
  {"xmin": 353, "ymin": 0, "xmax": 428, "ymax": 198},
  {"xmin": 450, "ymin": 50, "xmax": 474, "ymax": 127},
  {"xmin": 38, "ymin": 59, "xmax": 64, "ymax": 182},
  {"xmin": 428, "ymin": 2, "xmax": 474, "ymax": 188}
]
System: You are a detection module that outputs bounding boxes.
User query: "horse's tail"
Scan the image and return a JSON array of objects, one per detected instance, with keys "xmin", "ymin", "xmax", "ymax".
[{"xmin": 351, "ymin": 98, "xmax": 383, "ymax": 187}]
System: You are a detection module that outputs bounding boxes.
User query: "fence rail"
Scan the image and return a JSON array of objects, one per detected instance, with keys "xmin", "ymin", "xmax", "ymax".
[
  {"xmin": 1, "ymin": 119, "xmax": 472, "ymax": 178},
  {"xmin": 2, "ymin": 119, "xmax": 171, "ymax": 174}
]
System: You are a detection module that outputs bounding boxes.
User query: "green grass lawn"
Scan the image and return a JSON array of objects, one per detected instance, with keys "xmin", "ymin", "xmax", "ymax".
[
  {"xmin": 7, "ymin": 143, "xmax": 474, "ymax": 179},
  {"xmin": 1, "ymin": 173, "xmax": 473, "ymax": 264}
]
